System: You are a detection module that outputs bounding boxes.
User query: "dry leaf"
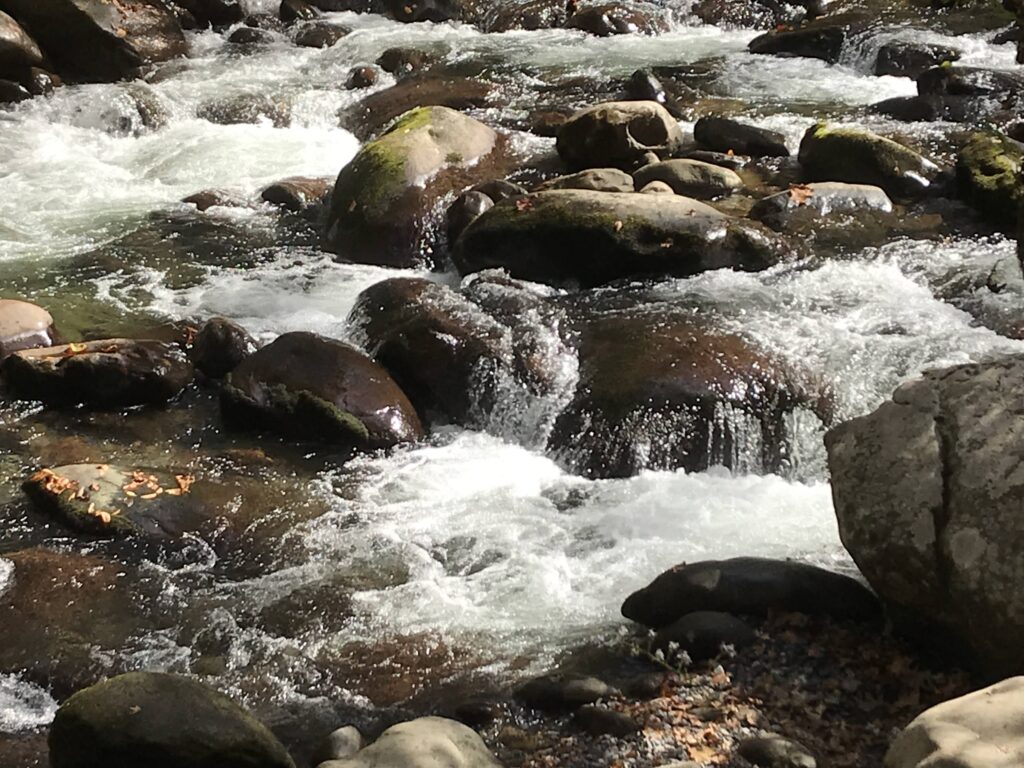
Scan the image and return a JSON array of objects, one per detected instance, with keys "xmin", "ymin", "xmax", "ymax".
[{"xmin": 788, "ymin": 183, "xmax": 814, "ymax": 205}]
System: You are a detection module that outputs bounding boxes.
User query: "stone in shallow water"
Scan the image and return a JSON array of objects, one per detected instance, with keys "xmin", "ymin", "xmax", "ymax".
[
  {"xmin": 739, "ymin": 735, "xmax": 817, "ymax": 768},
  {"xmin": 632, "ymin": 158, "xmax": 744, "ymax": 198},
  {"xmin": 516, "ymin": 674, "xmax": 615, "ymax": 711},
  {"xmin": 1, "ymin": 339, "xmax": 194, "ymax": 408},
  {"xmin": 556, "ymin": 100, "xmax": 684, "ymax": 171},
  {"xmin": 0, "ymin": 299, "xmax": 58, "ymax": 359},
  {"xmin": 318, "ymin": 717, "xmax": 500, "ymax": 768},
  {"xmin": 22, "ymin": 463, "xmax": 204, "ymax": 538},
  {"xmin": 189, "ymin": 317, "xmax": 258, "ymax": 378}
]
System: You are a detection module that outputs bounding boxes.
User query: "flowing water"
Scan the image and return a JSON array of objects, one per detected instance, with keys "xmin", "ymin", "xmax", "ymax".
[{"xmin": 1, "ymin": 1, "xmax": 1022, "ymax": 748}]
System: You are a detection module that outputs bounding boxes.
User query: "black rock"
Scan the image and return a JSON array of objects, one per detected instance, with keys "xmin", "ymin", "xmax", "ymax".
[
  {"xmin": 190, "ymin": 317, "xmax": 258, "ymax": 378},
  {"xmin": 694, "ymin": 116, "xmax": 789, "ymax": 158},
  {"xmin": 574, "ymin": 706, "xmax": 641, "ymax": 737}
]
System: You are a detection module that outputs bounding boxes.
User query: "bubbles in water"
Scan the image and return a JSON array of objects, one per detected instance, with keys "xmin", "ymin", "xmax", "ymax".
[{"xmin": 0, "ymin": 674, "xmax": 57, "ymax": 732}]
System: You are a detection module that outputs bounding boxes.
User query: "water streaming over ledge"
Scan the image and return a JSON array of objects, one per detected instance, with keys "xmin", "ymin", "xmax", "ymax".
[{"xmin": 1, "ymin": 4, "xmax": 1023, "ymax": 734}]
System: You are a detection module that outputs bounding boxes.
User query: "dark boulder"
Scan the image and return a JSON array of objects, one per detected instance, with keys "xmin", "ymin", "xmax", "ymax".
[
  {"xmin": 653, "ymin": 611, "xmax": 756, "ymax": 662},
  {"xmin": 260, "ymin": 176, "xmax": 332, "ymax": 213},
  {"xmin": 197, "ymin": 94, "xmax": 290, "ymax": 127},
  {"xmin": 0, "ymin": 76, "xmax": 30, "ymax": 101},
  {"xmin": 324, "ymin": 106, "xmax": 508, "ymax": 268},
  {"xmin": 280, "ymin": 0, "xmax": 318, "ymax": 23},
  {"xmin": 556, "ymin": 100, "xmax": 684, "ymax": 171},
  {"xmin": 748, "ymin": 13, "xmax": 871, "ymax": 63},
  {"xmin": 345, "ymin": 65, "xmax": 377, "ymax": 88},
  {"xmin": 739, "ymin": 735, "xmax": 817, "ymax": 768},
  {"xmin": 446, "ymin": 190, "xmax": 493, "ymax": 242},
  {"xmin": 0, "ymin": 0, "xmax": 186, "ymax": 83},
  {"xmin": 48, "ymin": 672, "xmax": 295, "ymax": 768},
  {"xmin": 574, "ymin": 706, "xmax": 642, "ymax": 737},
  {"xmin": 294, "ymin": 21, "xmax": 349, "ymax": 47},
  {"xmin": 376, "ymin": 46, "xmax": 435, "ymax": 76},
  {"xmin": 694, "ymin": 116, "xmax": 789, "ymax": 158},
  {"xmin": 798, "ymin": 123, "xmax": 941, "ymax": 199},
  {"xmin": 875, "ymin": 41, "xmax": 960, "ymax": 78},
  {"xmin": 622, "ymin": 557, "xmax": 881, "ymax": 629},
  {"xmin": 484, "ymin": 0, "xmax": 567, "ymax": 31},
  {"xmin": 0, "ymin": 299, "xmax": 60, "ymax": 359},
  {"xmin": 385, "ymin": 0, "xmax": 463, "ymax": 22},
  {"xmin": 566, "ymin": 4, "xmax": 666, "ymax": 36},
  {"xmin": 453, "ymin": 190, "xmax": 788, "ymax": 288},
  {"xmin": 1, "ymin": 339, "xmax": 194, "ymax": 408},
  {"xmin": 189, "ymin": 317, "xmax": 258, "ymax": 378},
  {"xmin": 170, "ymin": 0, "xmax": 243, "ymax": 28},
  {"xmin": 547, "ymin": 310, "xmax": 820, "ymax": 478},
  {"xmin": 222, "ymin": 331, "xmax": 424, "ymax": 449},
  {"xmin": 516, "ymin": 674, "xmax": 614, "ymax": 711},
  {"xmin": 0, "ymin": 10, "xmax": 42, "ymax": 82}
]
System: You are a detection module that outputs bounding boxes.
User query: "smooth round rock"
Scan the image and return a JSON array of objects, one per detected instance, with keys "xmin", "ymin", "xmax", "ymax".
[{"xmin": 0, "ymin": 299, "xmax": 57, "ymax": 358}]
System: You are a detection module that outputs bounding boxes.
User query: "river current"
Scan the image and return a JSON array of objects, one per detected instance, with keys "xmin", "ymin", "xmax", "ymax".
[{"xmin": 0, "ymin": 0, "xmax": 1022, "ymax": 739}]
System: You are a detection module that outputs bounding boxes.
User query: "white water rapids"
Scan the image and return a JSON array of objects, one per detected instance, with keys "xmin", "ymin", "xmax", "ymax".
[{"xmin": 1, "ymin": 7, "xmax": 1022, "ymax": 733}]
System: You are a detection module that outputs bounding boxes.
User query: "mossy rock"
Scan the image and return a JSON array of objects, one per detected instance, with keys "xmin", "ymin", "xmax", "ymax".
[
  {"xmin": 798, "ymin": 123, "xmax": 941, "ymax": 199},
  {"xmin": 222, "ymin": 331, "xmax": 424, "ymax": 450},
  {"xmin": 956, "ymin": 131, "xmax": 1024, "ymax": 233},
  {"xmin": 324, "ymin": 105, "xmax": 509, "ymax": 268},
  {"xmin": 48, "ymin": 672, "xmax": 295, "ymax": 768},
  {"xmin": 453, "ymin": 190, "xmax": 789, "ymax": 287}
]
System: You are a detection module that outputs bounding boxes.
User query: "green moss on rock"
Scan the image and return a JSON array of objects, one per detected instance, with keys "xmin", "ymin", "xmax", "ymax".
[{"xmin": 956, "ymin": 131, "xmax": 1024, "ymax": 233}]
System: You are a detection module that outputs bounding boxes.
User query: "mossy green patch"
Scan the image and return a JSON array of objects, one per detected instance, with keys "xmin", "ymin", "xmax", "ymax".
[{"xmin": 956, "ymin": 131, "xmax": 1024, "ymax": 232}]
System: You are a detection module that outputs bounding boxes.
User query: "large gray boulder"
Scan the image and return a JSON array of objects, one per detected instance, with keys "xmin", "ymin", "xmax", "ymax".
[
  {"xmin": 319, "ymin": 716, "xmax": 501, "ymax": 768},
  {"xmin": 48, "ymin": 672, "xmax": 295, "ymax": 768},
  {"xmin": 452, "ymin": 190, "xmax": 788, "ymax": 287},
  {"xmin": 556, "ymin": 101, "xmax": 684, "ymax": 171},
  {"xmin": 885, "ymin": 677, "xmax": 1024, "ymax": 768},
  {"xmin": 825, "ymin": 355, "xmax": 1024, "ymax": 677},
  {"xmin": 0, "ymin": 0, "xmax": 186, "ymax": 82},
  {"xmin": 323, "ymin": 106, "xmax": 508, "ymax": 268}
]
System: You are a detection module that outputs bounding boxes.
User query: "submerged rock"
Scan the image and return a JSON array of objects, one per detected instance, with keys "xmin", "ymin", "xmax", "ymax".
[
  {"xmin": 693, "ymin": 116, "xmax": 789, "ymax": 158},
  {"xmin": 885, "ymin": 677, "xmax": 1024, "ymax": 768},
  {"xmin": 222, "ymin": 331, "xmax": 424, "ymax": 449},
  {"xmin": 453, "ymin": 190, "xmax": 787, "ymax": 288},
  {"xmin": 875, "ymin": 41, "xmax": 960, "ymax": 79},
  {"xmin": 749, "ymin": 181, "xmax": 894, "ymax": 231},
  {"xmin": 319, "ymin": 717, "xmax": 500, "ymax": 767},
  {"xmin": 556, "ymin": 100, "xmax": 684, "ymax": 171},
  {"xmin": 632, "ymin": 158, "xmax": 743, "ymax": 198},
  {"xmin": 0, "ymin": 299, "xmax": 59, "ymax": 359},
  {"xmin": 547, "ymin": 310, "xmax": 822, "ymax": 478},
  {"xmin": 48, "ymin": 672, "xmax": 295, "ymax": 768},
  {"xmin": 798, "ymin": 123, "xmax": 940, "ymax": 200},
  {"xmin": 622, "ymin": 557, "xmax": 880, "ymax": 628},
  {"xmin": 0, "ymin": 0, "xmax": 186, "ymax": 83},
  {"xmin": 22, "ymin": 463, "xmax": 203, "ymax": 538},
  {"xmin": 323, "ymin": 106, "xmax": 507, "ymax": 268},
  {"xmin": 826, "ymin": 355, "xmax": 1024, "ymax": 677},
  {"xmin": 294, "ymin": 21, "xmax": 349, "ymax": 47},
  {"xmin": 566, "ymin": 3, "xmax": 666, "ymax": 36},
  {"xmin": 1, "ymin": 339, "xmax": 194, "ymax": 408},
  {"xmin": 748, "ymin": 13, "xmax": 870, "ymax": 63},
  {"xmin": 197, "ymin": 93, "xmax": 291, "ymax": 127},
  {"xmin": 955, "ymin": 131, "xmax": 1023, "ymax": 233},
  {"xmin": 260, "ymin": 176, "xmax": 333, "ymax": 213}
]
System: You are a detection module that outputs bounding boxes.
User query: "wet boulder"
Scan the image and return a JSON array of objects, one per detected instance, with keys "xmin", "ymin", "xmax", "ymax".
[
  {"xmin": 294, "ymin": 21, "xmax": 349, "ymax": 47},
  {"xmin": 0, "ymin": 299, "xmax": 59, "ymax": 359},
  {"xmin": 547, "ymin": 310, "xmax": 823, "ymax": 478},
  {"xmin": 632, "ymin": 158, "xmax": 743, "ymax": 198},
  {"xmin": 260, "ymin": 176, "xmax": 332, "ymax": 213},
  {"xmin": 0, "ymin": 75, "xmax": 28, "ymax": 101},
  {"xmin": 453, "ymin": 190, "xmax": 788, "ymax": 288},
  {"xmin": 348, "ymin": 277, "xmax": 509, "ymax": 423},
  {"xmin": 693, "ymin": 116, "xmax": 789, "ymax": 158},
  {"xmin": 955, "ymin": 131, "xmax": 1023, "ymax": 233},
  {"xmin": 197, "ymin": 93, "xmax": 291, "ymax": 127},
  {"xmin": 748, "ymin": 13, "xmax": 871, "ymax": 63},
  {"xmin": 798, "ymin": 123, "xmax": 941, "ymax": 200},
  {"xmin": 556, "ymin": 100, "xmax": 684, "ymax": 171},
  {"xmin": 22, "ymin": 463, "xmax": 204, "ymax": 538},
  {"xmin": 0, "ymin": 10, "xmax": 42, "ymax": 82},
  {"xmin": 376, "ymin": 47, "xmax": 435, "ymax": 76},
  {"xmin": 566, "ymin": 3, "xmax": 666, "ymax": 36},
  {"xmin": 536, "ymin": 168, "xmax": 635, "ymax": 193},
  {"xmin": 484, "ymin": 0, "xmax": 568, "ymax": 31},
  {"xmin": 340, "ymin": 76, "xmax": 493, "ymax": 140},
  {"xmin": 324, "ymin": 106, "xmax": 508, "ymax": 268},
  {"xmin": 653, "ymin": 611, "xmax": 756, "ymax": 662},
  {"xmin": 825, "ymin": 355, "xmax": 1024, "ymax": 677},
  {"xmin": 222, "ymin": 331, "xmax": 424, "ymax": 449},
  {"xmin": 914, "ymin": 65, "xmax": 1024, "ymax": 125},
  {"xmin": 875, "ymin": 41, "xmax": 960, "ymax": 78},
  {"xmin": 446, "ymin": 190, "xmax": 493, "ymax": 242},
  {"xmin": 749, "ymin": 181, "xmax": 894, "ymax": 231},
  {"xmin": 48, "ymin": 672, "xmax": 295, "ymax": 768},
  {"xmin": 516, "ymin": 674, "xmax": 615, "ymax": 711},
  {"xmin": 885, "ymin": 677, "xmax": 1024, "ymax": 768},
  {"xmin": 345, "ymin": 64, "xmax": 377, "ymax": 88},
  {"xmin": 740, "ymin": 736, "xmax": 817, "ymax": 768},
  {"xmin": 622, "ymin": 557, "xmax": 880, "ymax": 629},
  {"xmin": 0, "ymin": 0, "xmax": 186, "ymax": 83},
  {"xmin": 280, "ymin": 0, "xmax": 318, "ymax": 23},
  {"xmin": 189, "ymin": 317, "xmax": 258, "ymax": 378},
  {"xmin": 385, "ymin": 0, "xmax": 464, "ymax": 23},
  {"xmin": 1, "ymin": 339, "xmax": 194, "ymax": 408},
  {"xmin": 319, "ymin": 717, "xmax": 500, "ymax": 768},
  {"xmin": 168, "ymin": 0, "xmax": 243, "ymax": 29}
]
